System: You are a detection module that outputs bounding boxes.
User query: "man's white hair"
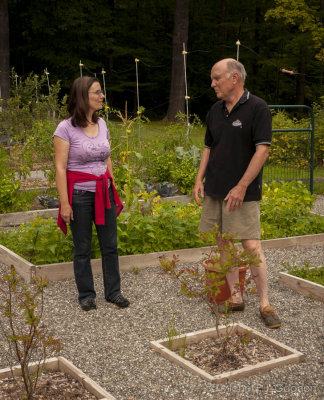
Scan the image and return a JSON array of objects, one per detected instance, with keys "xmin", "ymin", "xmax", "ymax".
[{"xmin": 226, "ymin": 60, "xmax": 247, "ymax": 83}]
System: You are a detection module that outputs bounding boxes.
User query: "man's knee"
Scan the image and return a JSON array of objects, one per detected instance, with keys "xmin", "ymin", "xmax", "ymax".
[{"xmin": 241, "ymin": 239, "xmax": 262, "ymax": 254}]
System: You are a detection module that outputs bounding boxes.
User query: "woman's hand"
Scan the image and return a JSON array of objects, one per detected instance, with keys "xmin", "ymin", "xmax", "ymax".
[{"xmin": 60, "ymin": 202, "xmax": 74, "ymax": 223}]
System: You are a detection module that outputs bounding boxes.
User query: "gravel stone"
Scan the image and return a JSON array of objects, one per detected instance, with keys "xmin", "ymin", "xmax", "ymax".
[{"xmin": 0, "ymin": 196, "xmax": 323, "ymax": 399}]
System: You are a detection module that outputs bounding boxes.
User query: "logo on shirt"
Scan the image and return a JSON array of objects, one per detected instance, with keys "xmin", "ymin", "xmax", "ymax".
[{"xmin": 232, "ymin": 119, "xmax": 242, "ymax": 128}]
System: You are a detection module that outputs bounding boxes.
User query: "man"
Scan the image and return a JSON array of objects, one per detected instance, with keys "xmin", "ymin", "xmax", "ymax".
[{"xmin": 193, "ymin": 58, "xmax": 281, "ymax": 328}]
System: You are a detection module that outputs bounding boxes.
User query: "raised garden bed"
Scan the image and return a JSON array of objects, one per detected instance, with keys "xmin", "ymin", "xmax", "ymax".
[
  {"xmin": 1, "ymin": 234, "xmax": 324, "ymax": 283},
  {"xmin": 0, "ymin": 195, "xmax": 192, "ymax": 230},
  {"xmin": 279, "ymin": 267, "xmax": 324, "ymax": 302},
  {"xmin": 0, "ymin": 356, "xmax": 115, "ymax": 400},
  {"xmin": 150, "ymin": 323, "xmax": 304, "ymax": 384}
]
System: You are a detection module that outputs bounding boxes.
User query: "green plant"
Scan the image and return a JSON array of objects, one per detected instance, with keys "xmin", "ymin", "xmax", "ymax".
[
  {"xmin": 171, "ymin": 157, "xmax": 198, "ymax": 194},
  {"xmin": 0, "ymin": 145, "xmax": 21, "ymax": 213},
  {"xmin": 0, "ymin": 266, "xmax": 62, "ymax": 400},
  {"xmin": 159, "ymin": 226, "xmax": 259, "ymax": 346},
  {"xmin": 132, "ymin": 266, "xmax": 140, "ymax": 275},
  {"xmin": 283, "ymin": 261, "xmax": 324, "ymax": 286},
  {"xmin": 166, "ymin": 315, "xmax": 186, "ymax": 358},
  {"xmin": 260, "ymin": 181, "xmax": 324, "ymax": 238},
  {"xmin": 166, "ymin": 315, "xmax": 179, "ymax": 351},
  {"xmin": 0, "ymin": 217, "xmax": 74, "ymax": 264}
]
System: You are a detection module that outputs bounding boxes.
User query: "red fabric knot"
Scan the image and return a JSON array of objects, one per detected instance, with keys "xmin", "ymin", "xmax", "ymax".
[{"xmin": 57, "ymin": 169, "xmax": 123, "ymax": 235}]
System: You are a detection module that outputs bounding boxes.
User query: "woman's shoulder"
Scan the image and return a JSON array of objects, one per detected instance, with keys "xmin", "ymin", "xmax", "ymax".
[
  {"xmin": 54, "ymin": 117, "xmax": 74, "ymax": 140},
  {"xmin": 57, "ymin": 117, "xmax": 73, "ymax": 129},
  {"xmin": 98, "ymin": 117, "xmax": 107, "ymax": 127}
]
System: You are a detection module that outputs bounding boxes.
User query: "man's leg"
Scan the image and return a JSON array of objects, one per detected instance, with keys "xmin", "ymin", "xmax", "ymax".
[
  {"xmin": 241, "ymin": 239, "xmax": 269, "ymax": 310},
  {"xmin": 217, "ymin": 236, "xmax": 243, "ymax": 304}
]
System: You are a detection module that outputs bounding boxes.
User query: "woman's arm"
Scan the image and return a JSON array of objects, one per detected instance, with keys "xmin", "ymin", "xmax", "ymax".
[
  {"xmin": 105, "ymin": 156, "xmax": 114, "ymax": 180},
  {"xmin": 54, "ymin": 136, "xmax": 73, "ymax": 222}
]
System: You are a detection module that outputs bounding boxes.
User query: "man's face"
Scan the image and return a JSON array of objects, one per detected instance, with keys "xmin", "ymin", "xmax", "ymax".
[{"xmin": 210, "ymin": 62, "xmax": 234, "ymax": 100}]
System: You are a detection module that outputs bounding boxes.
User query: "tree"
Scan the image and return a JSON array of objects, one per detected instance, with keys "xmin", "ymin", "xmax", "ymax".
[
  {"xmin": 265, "ymin": 0, "xmax": 324, "ymax": 105},
  {"xmin": 0, "ymin": 0, "xmax": 10, "ymax": 100},
  {"xmin": 165, "ymin": 0, "xmax": 189, "ymax": 121}
]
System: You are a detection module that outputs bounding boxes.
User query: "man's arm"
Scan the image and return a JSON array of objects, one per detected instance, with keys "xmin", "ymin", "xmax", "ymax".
[
  {"xmin": 192, "ymin": 147, "xmax": 210, "ymax": 206},
  {"xmin": 225, "ymin": 144, "xmax": 269, "ymax": 212}
]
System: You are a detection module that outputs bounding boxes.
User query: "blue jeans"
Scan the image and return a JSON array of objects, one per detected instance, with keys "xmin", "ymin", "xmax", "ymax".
[{"xmin": 70, "ymin": 186, "xmax": 121, "ymax": 302}]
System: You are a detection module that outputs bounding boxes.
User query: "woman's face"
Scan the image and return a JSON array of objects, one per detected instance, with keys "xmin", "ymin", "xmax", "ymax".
[{"xmin": 88, "ymin": 81, "xmax": 105, "ymax": 113}]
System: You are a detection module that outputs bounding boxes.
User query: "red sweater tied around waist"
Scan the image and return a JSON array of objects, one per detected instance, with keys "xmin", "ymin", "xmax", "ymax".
[{"xmin": 57, "ymin": 169, "xmax": 123, "ymax": 235}]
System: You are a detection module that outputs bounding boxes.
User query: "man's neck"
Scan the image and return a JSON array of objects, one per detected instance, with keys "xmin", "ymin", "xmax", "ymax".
[{"xmin": 224, "ymin": 88, "xmax": 245, "ymax": 113}]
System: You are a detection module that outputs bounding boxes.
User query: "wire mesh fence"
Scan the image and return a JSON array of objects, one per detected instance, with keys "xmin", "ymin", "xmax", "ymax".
[{"xmin": 264, "ymin": 106, "xmax": 314, "ymax": 193}]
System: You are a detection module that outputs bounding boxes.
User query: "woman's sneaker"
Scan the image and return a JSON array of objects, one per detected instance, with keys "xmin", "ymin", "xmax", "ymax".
[
  {"xmin": 79, "ymin": 298, "xmax": 97, "ymax": 311},
  {"xmin": 107, "ymin": 294, "xmax": 130, "ymax": 308}
]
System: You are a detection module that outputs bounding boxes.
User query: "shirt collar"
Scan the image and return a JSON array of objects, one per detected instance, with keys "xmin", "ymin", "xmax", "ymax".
[{"xmin": 221, "ymin": 88, "xmax": 250, "ymax": 112}]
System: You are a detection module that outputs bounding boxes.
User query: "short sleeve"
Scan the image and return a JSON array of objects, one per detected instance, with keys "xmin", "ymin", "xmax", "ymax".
[
  {"xmin": 204, "ymin": 110, "xmax": 213, "ymax": 148},
  {"xmin": 53, "ymin": 120, "xmax": 71, "ymax": 143},
  {"xmin": 98, "ymin": 118, "xmax": 109, "ymax": 141},
  {"xmin": 252, "ymin": 103, "xmax": 272, "ymax": 146}
]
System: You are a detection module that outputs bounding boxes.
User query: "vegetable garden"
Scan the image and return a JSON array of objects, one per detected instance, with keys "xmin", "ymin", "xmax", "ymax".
[{"xmin": 0, "ymin": 73, "xmax": 324, "ymax": 265}]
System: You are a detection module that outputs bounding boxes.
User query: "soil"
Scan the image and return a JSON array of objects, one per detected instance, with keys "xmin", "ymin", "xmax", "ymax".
[
  {"xmin": 0, "ymin": 370, "xmax": 99, "ymax": 400},
  {"xmin": 174, "ymin": 331, "xmax": 283, "ymax": 376}
]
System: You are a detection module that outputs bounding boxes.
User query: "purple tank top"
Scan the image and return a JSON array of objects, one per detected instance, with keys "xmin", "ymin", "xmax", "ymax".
[{"xmin": 54, "ymin": 117, "xmax": 111, "ymax": 192}]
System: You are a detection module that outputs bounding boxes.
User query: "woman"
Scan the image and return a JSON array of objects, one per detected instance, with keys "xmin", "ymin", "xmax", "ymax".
[{"xmin": 54, "ymin": 76, "xmax": 129, "ymax": 311}]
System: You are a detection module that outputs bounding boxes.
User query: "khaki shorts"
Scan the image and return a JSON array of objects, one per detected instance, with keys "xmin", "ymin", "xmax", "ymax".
[{"xmin": 199, "ymin": 196, "xmax": 261, "ymax": 240}]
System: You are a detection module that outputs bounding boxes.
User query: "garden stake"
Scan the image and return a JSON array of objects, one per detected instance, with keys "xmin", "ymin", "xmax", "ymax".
[
  {"xmin": 182, "ymin": 42, "xmax": 190, "ymax": 141},
  {"xmin": 101, "ymin": 68, "xmax": 108, "ymax": 121},
  {"xmin": 79, "ymin": 60, "xmax": 83, "ymax": 77},
  {"xmin": 236, "ymin": 40, "xmax": 241, "ymax": 61},
  {"xmin": 135, "ymin": 58, "xmax": 142, "ymax": 152}
]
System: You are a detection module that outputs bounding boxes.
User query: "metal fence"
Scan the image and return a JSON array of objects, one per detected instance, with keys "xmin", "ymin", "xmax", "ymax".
[{"xmin": 264, "ymin": 105, "xmax": 314, "ymax": 193}]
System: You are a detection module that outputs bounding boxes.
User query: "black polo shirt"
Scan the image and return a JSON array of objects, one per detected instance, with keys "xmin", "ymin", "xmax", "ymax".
[{"xmin": 204, "ymin": 89, "xmax": 272, "ymax": 201}]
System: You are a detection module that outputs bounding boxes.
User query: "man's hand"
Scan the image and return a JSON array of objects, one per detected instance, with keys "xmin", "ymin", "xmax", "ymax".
[
  {"xmin": 224, "ymin": 184, "xmax": 247, "ymax": 212},
  {"xmin": 192, "ymin": 181, "xmax": 205, "ymax": 206}
]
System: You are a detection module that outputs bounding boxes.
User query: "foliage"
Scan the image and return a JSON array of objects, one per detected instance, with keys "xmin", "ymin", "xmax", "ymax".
[
  {"xmin": 109, "ymin": 105, "xmax": 146, "ymax": 210},
  {"xmin": 165, "ymin": 315, "xmax": 187, "ymax": 357},
  {"xmin": 0, "ymin": 266, "xmax": 62, "ymax": 400},
  {"xmin": 117, "ymin": 195, "xmax": 204, "ymax": 255},
  {"xmin": 8, "ymin": 0, "xmax": 324, "ymax": 117},
  {"xmin": 0, "ymin": 188, "xmax": 58, "ymax": 215},
  {"xmin": 159, "ymin": 226, "xmax": 258, "ymax": 353},
  {"xmin": 0, "ymin": 70, "xmax": 65, "ymax": 186},
  {"xmin": 0, "ymin": 218, "xmax": 74, "ymax": 265},
  {"xmin": 283, "ymin": 261, "xmax": 324, "ymax": 286},
  {"xmin": 260, "ymin": 180, "xmax": 324, "ymax": 239},
  {"xmin": 1, "ymin": 182, "xmax": 324, "ymax": 264},
  {"xmin": 171, "ymin": 157, "xmax": 198, "ymax": 195},
  {"xmin": 265, "ymin": 0, "xmax": 324, "ymax": 62},
  {"xmin": 270, "ymin": 109, "xmax": 324, "ymax": 168},
  {"xmin": 0, "ymin": 146, "xmax": 21, "ymax": 213}
]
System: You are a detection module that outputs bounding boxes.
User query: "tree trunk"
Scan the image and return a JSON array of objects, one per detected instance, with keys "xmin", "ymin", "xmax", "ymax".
[
  {"xmin": 0, "ymin": 0, "xmax": 10, "ymax": 100},
  {"xmin": 165, "ymin": 0, "xmax": 189, "ymax": 121}
]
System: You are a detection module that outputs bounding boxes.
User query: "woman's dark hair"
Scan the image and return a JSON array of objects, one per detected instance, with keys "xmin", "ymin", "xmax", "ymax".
[{"xmin": 67, "ymin": 76, "xmax": 100, "ymax": 127}]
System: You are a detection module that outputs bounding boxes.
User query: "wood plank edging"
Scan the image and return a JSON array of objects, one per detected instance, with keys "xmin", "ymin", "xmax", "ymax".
[
  {"xmin": 0, "ymin": 357, "xmax": 116, "ymax": 400},
  {"xmin": 150, "ymin": 322, "xmax": 304, "ymax": 384},
  {"xmin": 1, "ymin": 234, "xmax": 323, "ymax": 282},
  {"xmin": 279, "ymin": 271, "xmax": 324, "ymax": 302}
]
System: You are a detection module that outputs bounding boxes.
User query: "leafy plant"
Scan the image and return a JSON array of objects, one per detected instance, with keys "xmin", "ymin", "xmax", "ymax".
[
  {"xmin": 283, "ymin": 261, "xmax": 324, "ymax": 286},
  {"xmin": 0, "ymin": 146, "xmax": 21, "ymax": 213},
  {"xmin": 0, "ymin": 266, "xmax": 62, "ymax": 400},
  {"xmin": 260, "ymin": 181, "xmax": 324, "ymax": 238},
  {"xmin": 1, "ymin": 182, "xmax": 324, "ymax": 264},
  {"xmin": 166, "ymin": 315, "xmax": 186, "ymax": 358},
  {"xmin": 159, "ymin": 226, "xmax": 258, "ymax": 356}
]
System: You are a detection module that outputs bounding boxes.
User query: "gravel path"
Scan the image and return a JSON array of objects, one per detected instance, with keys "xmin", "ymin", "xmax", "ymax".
[
  {"xmin": 1, "ymin": 244, "xmax": 323, "ymax": 400},
  {"xmin": 312, "ymin": 194, "xmax": 324, "ymax": 216},
  {"xmin": 0, "ymin": 196, "xmax": 323, "ymax": 400}
]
